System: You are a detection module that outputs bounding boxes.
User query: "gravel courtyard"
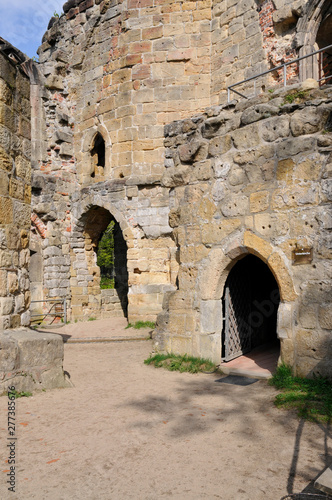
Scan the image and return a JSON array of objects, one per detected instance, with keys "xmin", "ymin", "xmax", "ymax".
[{"xmin": 1, "ymin": 337, "xmax": 331, "ymax": 499}]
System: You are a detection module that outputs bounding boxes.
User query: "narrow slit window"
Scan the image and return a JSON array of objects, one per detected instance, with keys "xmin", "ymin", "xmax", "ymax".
[{"xmin": 91, "ymin": 133, "xmax": 105, "ymax": 178}]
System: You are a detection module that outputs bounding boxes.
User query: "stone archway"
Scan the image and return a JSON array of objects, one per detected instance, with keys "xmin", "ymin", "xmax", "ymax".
[
  {"xmin": 70, "ymin": 205, "xmax": 128, "ymax": 321},
  {"xmin": 297, "ymin": 0, "xmax": 332, "ymax": 81},
  {"xmin": 221, "ymin": 254, "xmax": 280, "ymax": 361},
  {"xmin": 198, "ymin": 232, "xmax": 297, "ymax": 366}
]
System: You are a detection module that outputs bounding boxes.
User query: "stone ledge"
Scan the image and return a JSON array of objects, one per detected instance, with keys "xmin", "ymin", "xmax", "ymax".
[{"xmin": 0, "ymin": 329, "xmax": 68, "ymax": 394}]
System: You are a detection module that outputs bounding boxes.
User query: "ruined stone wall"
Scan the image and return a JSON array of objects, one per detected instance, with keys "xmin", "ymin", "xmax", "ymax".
[
  {"xmin": 31, "ymin": 0, "xmax": 332, "ymax": 325},
  {"xmin": 155, "ymin": 84, "xmax": 332, "ymax": 378},
  {"xmin": 32, "ymin": 0, "xmax": 214, "ymax": 322},
  {"xmin": 211, "ymin": 0, "xmax": 329, "ymax": 103},
  {"xmin": 0, "ymin": 51, "xmax": 31, "ymax": 330}
]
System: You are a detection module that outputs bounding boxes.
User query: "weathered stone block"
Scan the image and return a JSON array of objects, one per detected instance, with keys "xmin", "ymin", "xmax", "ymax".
[
  {"xmin": 178, "ymin": 140, "xmax": 207, "ymax": 163},
  {"xmin": 243, "ymin": 231, "xmax": 272, "ymax": 262},
  {"xmin": 0, "ymin": 297, "xmax": 13, "ymax": 315},
  {"xmin": 199, "ymin": 248, "xmax": 231, "ymax": 301},
  {"xmin": 200, "ymin": 299, "xmax": 222, "ymax": 334},
  {"xmin": 277, "ymin": 137, "xmax": 316, "ymax": 159},
  {"xmin": 208, "ymin": 134, "xmax": 232, "ymax": 157},
  {"xmin": 290, "ymin": 108, "xmax": 328, "ymax": 137},
  {"xmin": 241, "ymin": 104, "xmax": 279, "ymax": 125},
  {"xmin": 268, "ymin": 252, "xmax": 296, "ymax": 302},
  {"xmin": 0, "ymin": 145, "xmax": 12, "ymax": 172},
  {"xmin": 260, "ymin": 115, "xmax": 290, "ymax": 142},
  {"xmin": 221, "ymin": 194, "xmax": 248, "ymax": 216},
  {"xmin": 231, "ymin": 123, "xmax": 260, "ymax": 149},
  {"xmin": 45, "ymin": 75, "xmax": 64, "ymax": 90},
  {"xmin": 318, "ymin": 305, "xmax": 332, "ymax": 330},
  {"xmin": 0, "ymin": 169, "xmax": 8, "ymax": 195},
  {"xmin": 250, "ymin": 191, "xmax": 269, "ymax": 213},
  {"xmin": 0, "ymin": 196, "xmax": 12, "ymax": 223}
]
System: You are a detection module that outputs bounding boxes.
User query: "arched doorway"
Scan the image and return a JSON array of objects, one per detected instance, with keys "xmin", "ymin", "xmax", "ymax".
[
  {"xmin": 316, "ymin": 9, "xmax": 332, "ymax": 84},
  {"xmin": 222, "ymin": 255, "xmax": 280, "ymax": 361},
  {"xmin": 71, "ymin": 205, "xmax": 128, "ymax": 320},
  {"xmin": 298, "ymin": 0, "xmax": 332, "ymax": 82}
]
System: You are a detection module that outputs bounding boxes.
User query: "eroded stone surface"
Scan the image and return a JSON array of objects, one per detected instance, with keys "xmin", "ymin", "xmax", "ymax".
[{"xmin": 0, "ymin": 329, "xmax": 67, "ymax": 394}]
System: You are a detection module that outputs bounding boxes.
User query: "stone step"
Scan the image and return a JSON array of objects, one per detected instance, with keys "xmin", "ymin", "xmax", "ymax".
[{"xmin": 314, "ymin": 465, "xmax": 332, "ymax": 496}]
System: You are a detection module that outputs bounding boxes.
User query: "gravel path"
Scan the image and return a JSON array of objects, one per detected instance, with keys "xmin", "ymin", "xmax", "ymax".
[{"xmin": 1, "ymin": 339, "xmax": 330, "ymax": 500}]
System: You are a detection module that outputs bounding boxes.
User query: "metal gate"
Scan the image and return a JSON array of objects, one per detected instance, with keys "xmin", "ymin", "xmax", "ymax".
[{"xmin": 222, "ymin": 271, "xmax": 252, "ymax": 362}]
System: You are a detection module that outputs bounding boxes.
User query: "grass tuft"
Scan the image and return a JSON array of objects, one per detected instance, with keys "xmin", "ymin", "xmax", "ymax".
[
  {"xmin": 269, "ymin": 363, "xmax": 332, "ymax": 423},
  {"xmin": 282, "ymin": 89, "xmax": 309, "ymax": 105},
  {"xmin": 144, "ymin": 353, "xmax": 216, "ymax": 374},
  {"xmin": 11, "ymin": 389, "xmax": 32, "ymax": 398},
  {"xmin": 126, "ymin": 321, "xmax": 155, "ymax": 330},
  {"xmin": 100, "ymin": 276, "xmax": 114, "ymax": 289}
]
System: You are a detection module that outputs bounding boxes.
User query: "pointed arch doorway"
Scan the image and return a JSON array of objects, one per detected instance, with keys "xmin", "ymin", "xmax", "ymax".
[{"xmin": 222, "ymin": 255, "xmax": 280, "ymax": 362}]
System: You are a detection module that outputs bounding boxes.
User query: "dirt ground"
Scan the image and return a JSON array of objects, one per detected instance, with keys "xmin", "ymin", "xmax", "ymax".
[{"xmin": 1, "ymin": 337, "xmax": 331, "ymax": 500}]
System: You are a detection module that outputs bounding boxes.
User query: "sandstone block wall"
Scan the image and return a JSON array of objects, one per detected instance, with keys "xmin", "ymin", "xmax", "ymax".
[
  {"xmin": 0, "ymin": 50, "xmax": 31, "ymax": 330},
  {"xmin": 155, "ymin": 84, "xmax": 332, "ymax": 378},
  {"xmin": 31, "ymin": 0, "xmax": 217, "ymax": 322},
  {"xmin": 211, "ymin": 0, "xmax": 331, "ymax": 103},
  {"xmin": 29, "ymin": 0, "xmax": 332, "ymax": 344}
]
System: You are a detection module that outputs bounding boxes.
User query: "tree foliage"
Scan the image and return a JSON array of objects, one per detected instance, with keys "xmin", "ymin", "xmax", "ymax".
[{"xmin": 97, "ymin": 221, "xmax": 115, "ymax": 279}]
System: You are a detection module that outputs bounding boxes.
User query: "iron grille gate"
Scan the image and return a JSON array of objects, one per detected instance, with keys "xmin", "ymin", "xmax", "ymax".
[{"xmin": 222, "ymin": 272, "xmax": 252, "ymax": 362}]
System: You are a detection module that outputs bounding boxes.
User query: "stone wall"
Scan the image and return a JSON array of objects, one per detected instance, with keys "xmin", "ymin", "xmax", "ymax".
[
  {"xmin": 0, "ymin": 39, "xmax": 68, "ymax": 394},
  {"xmin": 155, "ymin": 83, "xmax": 332, "ymax": 378},
  {"xmin": 32, "ymin": 0, "xmax": 216, "ymax": 322},
  {"xmin": 211, "ymin": 0, "xmax": 331, "ymax": 103},
  {"xmin": 0, "ymin": 48, "xmax": 31, "ymax": 330},
  {"xmin": 30, "ymin": 0, "xmax": 332, "ymax": 349}
]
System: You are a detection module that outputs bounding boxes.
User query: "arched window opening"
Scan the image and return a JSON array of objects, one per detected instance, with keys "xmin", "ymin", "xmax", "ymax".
[
  {"xmin": 316, "ymin": 12, "xmax": 332, "ymax": 85},
  {"xmin": 222, "ymin": 255, "xmax": 280, "ymax": 362},
  {"xmin": 91, "ymin": 133, "xmax": 105, "ymax": 178}
]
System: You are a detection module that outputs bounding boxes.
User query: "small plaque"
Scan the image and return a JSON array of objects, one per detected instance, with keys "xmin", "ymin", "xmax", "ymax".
[{"xmin": 292, "ymin": 247, "xmax": 313, "ymax": 265}]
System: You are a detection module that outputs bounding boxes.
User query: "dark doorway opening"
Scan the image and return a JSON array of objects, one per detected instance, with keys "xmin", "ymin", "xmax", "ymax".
[{"xmin": 222, "ymin": 254, "xmax": 280, "ymax": 362}]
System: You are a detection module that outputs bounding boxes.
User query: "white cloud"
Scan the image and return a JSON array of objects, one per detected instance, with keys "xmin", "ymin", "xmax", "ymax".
[{"xmin": 0, "ymin": 0, "xmax": 64, "ymax": 57}]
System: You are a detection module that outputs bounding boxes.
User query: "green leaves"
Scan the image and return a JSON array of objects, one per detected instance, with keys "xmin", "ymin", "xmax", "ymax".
[{"xmin": 97, "ymin": 221, "xmax": 115, "ymax": 288}]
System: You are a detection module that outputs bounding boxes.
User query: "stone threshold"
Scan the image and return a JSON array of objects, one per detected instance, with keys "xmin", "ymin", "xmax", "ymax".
[
  {"xmin": 219, "ymin": 364, "xmax": 273, "ymax": 380},
  {"xmin": 65, "ymin": 336, "xmax": 151, "ymax": 343},
  {"xmin": 219, "ymin": 344, "xmax": 280, "ymax": 380}
]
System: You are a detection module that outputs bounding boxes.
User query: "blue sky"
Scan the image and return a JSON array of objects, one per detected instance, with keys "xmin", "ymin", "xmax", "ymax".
[{"xmin": 0, "ymin": 0, "xmax": 64, "ymax": 59}]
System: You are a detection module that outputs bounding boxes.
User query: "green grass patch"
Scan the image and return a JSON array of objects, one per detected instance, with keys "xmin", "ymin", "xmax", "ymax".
[
  {"xmin": 100, "ymin": 276, "xmax": 115, "ymax": 289},
  {"xmin": 88, "ymin": 317, "xmax": 97, "ymax": 322},
  {"xmin": 11, "ymin": 389, "xmax": 33, "ymax": 399},
  {"xmin": 126, "ymin": 321, "xmax": 156, "ymax": 330},
  {"xmin": 144, "ymin": 353, "xmax": 216, "ymax": 374},
  {"xmin": 269, "ymin": 364, "xmax": 332, "ymax": 423},
  {"xmin": 282, "ymin": 89, "xmax": 309, "ymax": 105}
]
